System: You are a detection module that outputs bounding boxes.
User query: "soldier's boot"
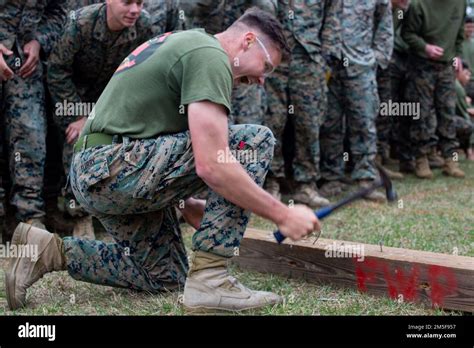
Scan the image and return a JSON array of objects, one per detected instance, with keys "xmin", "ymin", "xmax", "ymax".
[
  {"xmin": 265, "ymin": 177, "xmax": 281, "ymax": 201},
  {"xmin": 415, "ymin": 156, "xmax": 434, "ymax": 179},
  {"xmin": 442, "ymin": 158, "xmax": 465, "ymax": 178},
  {"xmin": 183, "ymin": 251, "xmax": 282, "ymax": 312},
  {"xmin": 25, "ymin": 218, "xmax": 46, "ymax": 230},
  {"xmin": 293, "ymin": 183, "xmax": 330, "ymax": 208},
  {"xmin": 358, "ymin": 180, "xmax": 387, "ymax": 203},
  {"xmin": 73, "ymin": 216, "xmax": 95, "ymax": 240},
  {"xmin": 399, "ymin": 160, "xmax": 415, "ymax": 174},
  {"xmin": 375, "ymin": 155, "xmax": 404, "ymax": 180},
  {"xmin": 5, "ymin": 223, "xmax": 66, "ymax": 310},
  {"xmin": 428, "ymin": 148, "xmax": 445, "ymax": 168},
  {"xmin": 319, "ymin": 180, "xmax": 349, "ymax": 198}
]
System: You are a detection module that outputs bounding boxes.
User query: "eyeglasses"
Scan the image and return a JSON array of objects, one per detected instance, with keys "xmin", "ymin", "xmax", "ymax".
[{"xmin": 255, "ymin": 36, "xmax": 275, "ymax": 76}]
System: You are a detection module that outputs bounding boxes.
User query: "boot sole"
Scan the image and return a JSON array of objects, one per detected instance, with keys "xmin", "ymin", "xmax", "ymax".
[
  {"xmin": 5, "ymin": 223, "xmax": 31, "ymax": 310},
  {"xmin": 183, "ymin": 301, "xmax": 280, "ymax": 314},
  {"xmin": 442, "ymin": 171, "xmax": 465, "ymax": 178}
]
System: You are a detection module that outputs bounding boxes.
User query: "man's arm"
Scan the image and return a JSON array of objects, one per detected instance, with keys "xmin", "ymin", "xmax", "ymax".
[
  {"xmin": 47, "ymin": 15, "xmax": 83, "ymax": 129},
  {"xmin": 188, "ymin": 101, "xmax": 320, "ymax": 241},
  {"xmin": 321, "ymin": 0, "xmax": 341, "ymax": 60},
  {"xmin": 401, "ymin": 1, "xmax": 427, "ymax": 55},
  {"xmin": 373, "ymin": 0, "xmax": 393, "ymax": 69},
  {"xmin": 34, "ymin": 0, "xmax": 68, "ymax": 56}
]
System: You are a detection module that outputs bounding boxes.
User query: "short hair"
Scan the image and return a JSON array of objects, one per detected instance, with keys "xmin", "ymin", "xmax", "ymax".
[{"xmin": 230, "ymin": 7, "xmax": 290, "ymax": 60}]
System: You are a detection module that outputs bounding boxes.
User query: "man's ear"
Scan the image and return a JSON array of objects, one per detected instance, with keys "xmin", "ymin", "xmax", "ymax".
[{"xmin": 244, "ymin": 32, "xmax": 256, "ymax": 50}]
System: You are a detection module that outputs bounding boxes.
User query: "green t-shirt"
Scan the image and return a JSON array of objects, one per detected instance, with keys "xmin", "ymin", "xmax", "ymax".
[{"xmin": 82, "ymin": 29, "xmax": 233, "ymax": 138}]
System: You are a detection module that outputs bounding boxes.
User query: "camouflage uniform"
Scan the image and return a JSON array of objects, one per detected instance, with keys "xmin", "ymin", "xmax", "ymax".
[
  {"xmin": 320, "ymin": 0, "xmax": 393, "ymax": 181},
  {"xmin": 377, "ymin": 6, "xmax": 411, "ymax": 162},
  {"xmin": 264, "ymin": 0, "xmax": 341, "ymax": 183},
  {"xmin": 66, "ymin": 124, "xmax": 274, "ymax": 291},
  {"xmin": 66, "ymin": 0, "xmax": 102, "ymax": 11},
  {"xmin": 0, "ymin": 0, "xmax": 67, "ymax": 222},
  {"xmin": 181, "ymin": 0, "xmax": 274, "ymax": 125},
  {"xmin": 143, "ymin": 0, "xmax": 181, "ymax": 35}
]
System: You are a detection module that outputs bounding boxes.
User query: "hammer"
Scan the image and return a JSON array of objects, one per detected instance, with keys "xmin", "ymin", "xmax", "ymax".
[{"xmin": 273, "ymin": 164, "xmax": 397, "ymax": 244}]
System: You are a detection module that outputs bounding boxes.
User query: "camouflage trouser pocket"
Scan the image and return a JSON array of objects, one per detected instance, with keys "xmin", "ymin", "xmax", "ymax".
[
  {"xmin": 132, "ymin": 134, "xmax": 193, "ymax": 200},
  {"xmin": 76, "ymin": 149, "xmax": 111, "ymax": 190}
]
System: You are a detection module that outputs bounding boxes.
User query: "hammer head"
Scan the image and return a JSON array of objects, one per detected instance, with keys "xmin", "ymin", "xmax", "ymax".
[{"xmin": 375, "ymin": 164, "xmax": 397, "ymax": 202}]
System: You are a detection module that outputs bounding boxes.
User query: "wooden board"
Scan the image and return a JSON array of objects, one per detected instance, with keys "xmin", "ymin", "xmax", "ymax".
[{"xmin": 233, "ymin": 228, "xmax": 474, "ymax": 312}]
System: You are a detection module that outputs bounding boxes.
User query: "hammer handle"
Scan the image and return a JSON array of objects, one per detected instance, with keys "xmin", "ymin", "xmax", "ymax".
[{"xmin": 273, "ymin": 181, "xmax": 382, "ymax": 244}]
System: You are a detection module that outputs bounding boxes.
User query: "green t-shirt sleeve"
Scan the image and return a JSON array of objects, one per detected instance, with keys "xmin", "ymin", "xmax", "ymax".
[{"xmin": 172, "ymin": 46, "xmax": 233, "ymax": 114}]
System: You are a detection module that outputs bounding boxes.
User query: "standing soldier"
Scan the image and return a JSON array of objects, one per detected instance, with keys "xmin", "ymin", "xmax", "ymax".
[
  {"xmin": 375, "ymin": 0, "xmax": 410, "ymax": 179},
  {"xmin": 263, "ymin": 0, "xmax": 340, "ymax": 207},
  {"xmin": 402, "ymin": 0, "xmax": 466, "ymax": 178},
  {"xmin": 0, "ymin": 0, "xmax": 67, "ymax": 229},
  {"xmin": 47, "ymin": 0, "xmax": 153, "ymax": 238},
  {"xmin": 319, "ymin": 0, "xmax": 393, "ymax": 201}
]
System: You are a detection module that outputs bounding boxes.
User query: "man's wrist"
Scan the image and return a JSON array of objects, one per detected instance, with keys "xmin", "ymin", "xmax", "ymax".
[{"xmin": 271, "ymin": 201, "xmax": 290, "ymax": 226}]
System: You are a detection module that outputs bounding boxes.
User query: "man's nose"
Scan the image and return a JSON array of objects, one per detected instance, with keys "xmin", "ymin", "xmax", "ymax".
[{"xmin": 129, "ymin": 3, "xmax": 140, "ymax": 13}]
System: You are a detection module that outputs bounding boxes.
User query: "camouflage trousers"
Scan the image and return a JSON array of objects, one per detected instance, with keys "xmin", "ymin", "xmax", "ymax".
[
  {"xmin": 65, "ymin": 124, "xmax": 274, "ymax": 292},
  {"xmin": 404, "ymin": 56, "xmax": 459, "ymax": 158},
  {"xmin": 264, "ymin": 45, "xmax": 327, "ymax": 183},
  {"xmin": 453, "ymin": 114, "xmax": 474, "ymax": 149},
  {"xmin": 2, "ymin": 56, "xmax": 46, "ymax": 221},
  {"xmin": 230, "ymin": 84, "xmax": 266, "ymax": 126},
  {"xmin": 320, "ymin": 64, "xmax": 379, "ymax": 181},
  {"xmin": 377, "ymin": 51, "xmax": 413, "ymax": 162}
]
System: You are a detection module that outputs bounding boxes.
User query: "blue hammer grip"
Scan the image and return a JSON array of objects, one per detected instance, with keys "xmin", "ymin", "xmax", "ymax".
[{"xmin": 273, "ymin": 206, "xmax": 334, "ymax": 244}]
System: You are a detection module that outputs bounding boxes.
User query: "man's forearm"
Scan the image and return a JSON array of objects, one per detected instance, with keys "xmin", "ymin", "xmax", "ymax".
[{"xmin": 201, "ymin": 160, "xmax": 289, "ymax": 226}]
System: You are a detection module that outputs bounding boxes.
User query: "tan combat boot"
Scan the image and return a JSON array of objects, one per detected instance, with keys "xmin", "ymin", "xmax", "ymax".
[
  {"xmin": 358, "ymin": 180, "xmax": 387, "ymax": 203},
  {"xmin": 183, "ymin": 251, "xmax": 282, "ymax": 312},
  {"xmin": 265, "ymin": 177, "xmax": 281, "ymax": 201},
  {"xmin": 375, "ymin": 155, "xmax": 404, "ymax": 180},
  {"xmin": 5, "ymin": 223, "xmax": 66, "ymax": 310},
  {"xmin": 442, "ymin": 158, "xmax": 465, "ymax": 178},
  {"xmin": 293, "ymin": 183, "xmax": 330, "ymax": 208},
  {"xmin": 415, "ymin": 156, "xmax": 434, "ymax": 179},
  {"xmin": 73, "ymin": 215, "xmax": 95, "ymax": 240}
]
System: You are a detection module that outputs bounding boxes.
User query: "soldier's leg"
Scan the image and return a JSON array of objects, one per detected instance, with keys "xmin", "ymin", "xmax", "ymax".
[
  {"xmin": 343, "ymin": 67, "xmax": 379, "ymax": 181},
  {"xmin": 405, "ymin": 59, "xmax": 437, "ymax": 158},
  {"xmin": 435, "ymin": 65, "xmax": 465, "ymax": 177},
  {"xmin": 391, "ymin": 53, "xmax": 414, "ymax": 167},
  {"xmin": 264, "ymin": 65, "xmax": 289, "ymax": 181},
  {"xmin": 376, "ymin": 66, "xmax": 392, "ymax": 160},
  {"xmin": 4, "ymin": 59, "xmax": 46, "ymax": 222},
  {"xmin": 64, "ymin": 207, "xmax": 188, "ymax": 291},
  {"xmin": 435, "ymin": 65, "xmax": 459, "ymax": 158},
  {"xmin": 404, "ymin": 58, "xmax": 437, "ymax": 178},
  {"xmin": 288, "ymin": 50, "xmax": 329, "ymax": 207},
  {"xmin": 320, "ymin": 65, "xmax": 346, "ymax": 182}
]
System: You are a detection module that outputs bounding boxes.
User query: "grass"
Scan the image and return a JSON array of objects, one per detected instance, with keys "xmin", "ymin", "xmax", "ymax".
[{"xmin": 0, "ymin": 159, "xmax": 472, "ymax": 316}]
